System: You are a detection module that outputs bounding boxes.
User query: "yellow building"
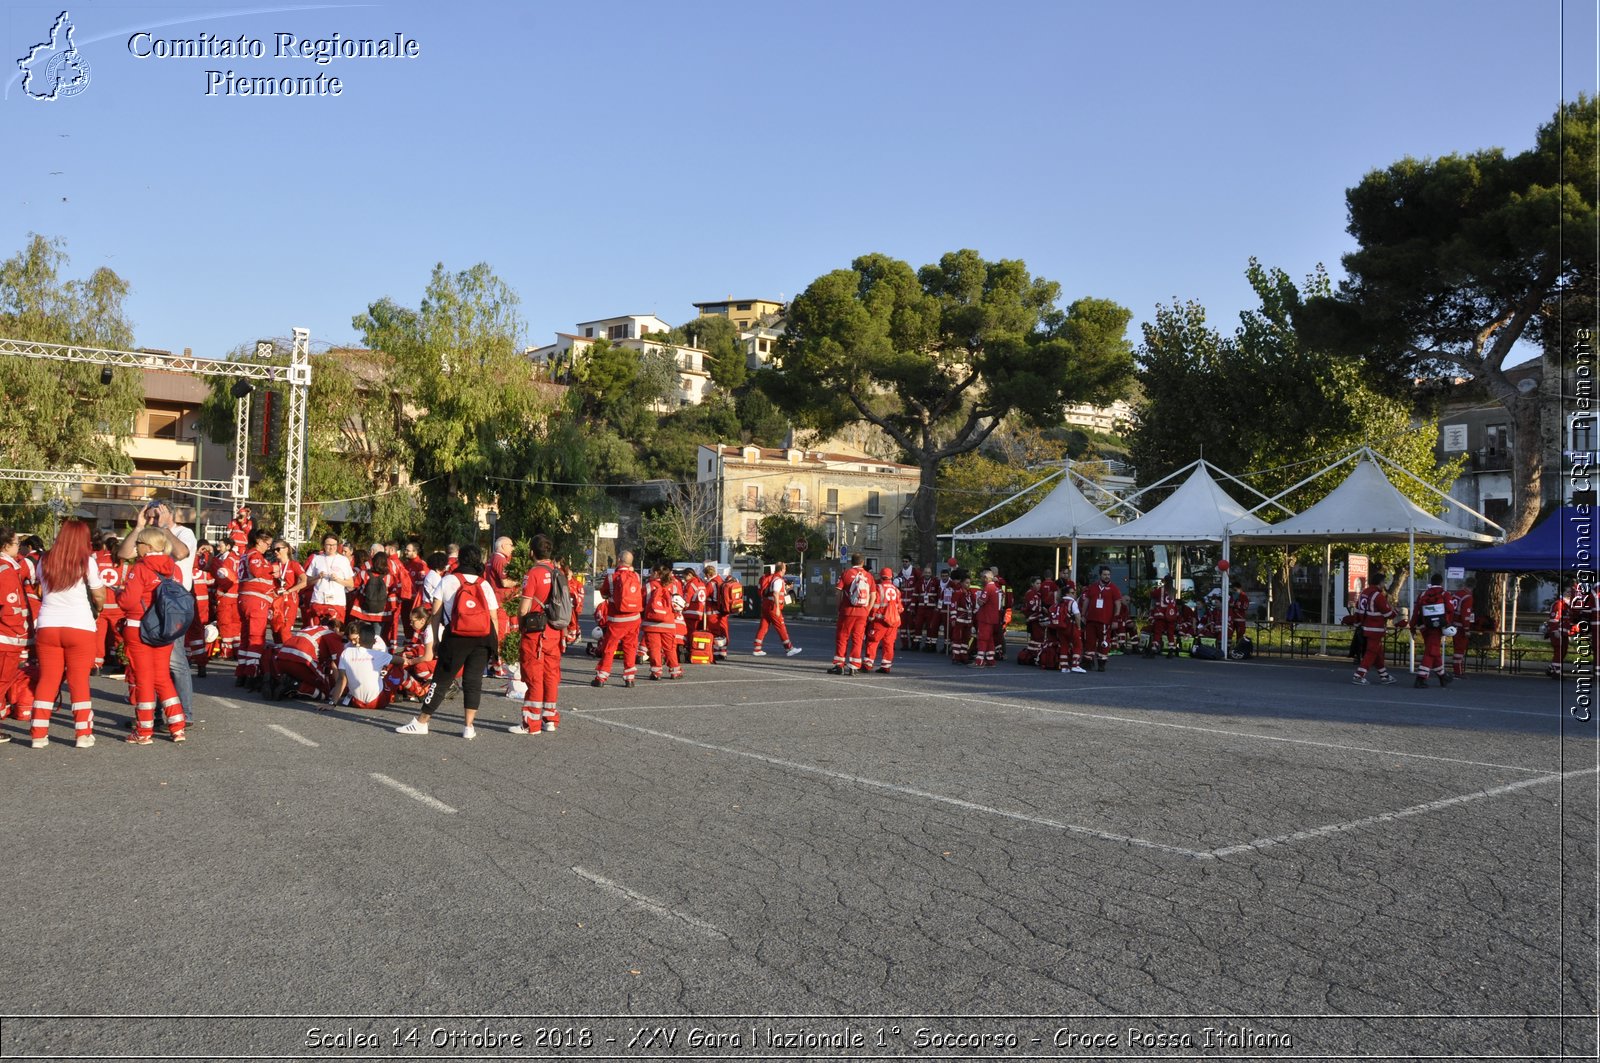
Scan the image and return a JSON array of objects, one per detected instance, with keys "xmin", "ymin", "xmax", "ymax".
[
  {"xmin": 690, "ymin": 298, "xmax": 785, "ymax": 332},
  {"xmin": 697, "ymin": 444, "xmax": 920, "ymax": 571}
]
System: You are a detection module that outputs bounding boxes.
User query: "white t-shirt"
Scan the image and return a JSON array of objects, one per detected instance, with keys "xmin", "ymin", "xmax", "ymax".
[
  {"xmin": 306, "ymin": 553, "xmax": 354, "ymax": 606},
  {"xmin": 36, "ymin": 565, "xmax": 106, "ymax": 633},
  {"xmin": 168, "ymin": 524, "xmax": 198, "ymax": 591},
  {"xmin": 438, "ymin": 573, "xmax": 498, "ymax": 628},
  {"xmin": 338, "ymin": 645, "xmax": 393, "ymax": 705},
  {"xmin": 421, "ymin": 569, "xmax": 443, "ymax": 605}
]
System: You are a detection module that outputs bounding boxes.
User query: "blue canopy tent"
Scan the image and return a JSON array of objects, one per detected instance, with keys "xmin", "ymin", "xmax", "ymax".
[{"xmin": 1447, "ymin": 506, "xmax": 1593, "ymax": 572}]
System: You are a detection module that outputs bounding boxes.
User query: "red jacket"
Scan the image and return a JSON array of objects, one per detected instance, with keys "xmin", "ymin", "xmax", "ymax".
[
  {"xmin": 118, "ymin": 554, "xmax": 181, "ymax": 621},
  {"xmin": 1082, "ymin": 579, "xmax": 1123, "ymax": 624}
]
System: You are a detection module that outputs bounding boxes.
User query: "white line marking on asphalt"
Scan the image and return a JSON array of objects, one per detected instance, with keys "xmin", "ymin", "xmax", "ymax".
[
  {"xmin": 803, "ymin": 673, "xmax": 1559, "ymax": 777},
  {"xmin": 571, "ymin": 866, "xmax": 729, "ymax": 940},
  {"xmin": 580, "ymin": 692, "xmax": 925, "ymax": 714},
  {"xmin": 1207, "ymin": 767, "xmax": 1600, "ymax": 858},
  {"xmin": 266, "ymin": 723, "xmax": 318, "ymax": 747},
  {"xmin": 369, "ymin": 773, "xmax": 457, "ymax": 814},
  {"xmin": 569, "ymin": 712, "xmax": 1208, "ymax": 859}
]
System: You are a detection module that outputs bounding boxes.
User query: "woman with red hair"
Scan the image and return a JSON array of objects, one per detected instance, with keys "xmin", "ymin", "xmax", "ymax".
[
  {"xmin": 117, "ymin": 526, "xmax": 185, "ymax": 744},
  {"xmin": 29, "ymin": 519, "xmax": 105, "ymax": 749}
]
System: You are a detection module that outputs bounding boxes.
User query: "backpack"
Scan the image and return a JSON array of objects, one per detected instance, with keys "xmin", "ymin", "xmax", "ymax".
[
  {"xmin": 536, "ymin": 564, "xmax": 574, "ymax": 629},
  {"xmin": 361, "ymin": 570, "xmax": 388, "ymax": 616},
  {"xmin": 721, "ymin": 580, "xmax": 744, "ymax": 616},
  {"xmin": 1420, "ymin": 597, "xmax": 1446, "ymax": 630},
  {"xmin": 847, "ymin": 569, "xmax": 872, "ymax": 608},
  {"xmin": 1190, "ymin": 641, "xmax": 1222, "ymax": 661},
  {"xmin": 449, "ymin": 576, "xmax": 494, "ymax": 637},
  {"xmin": 644, "ymin": 582, "xmax": 675, "ymax": 624},
  {"xmin": 611, "ymin": 569, "xmax": 643, "ymax": 615},
  {"xmin": 140, "ymin": 575, "xmax": 195, "ymax": 648},
  {"xmin": 1228, "ymin": 635, "xmax": 1253, "ymax": 660}
]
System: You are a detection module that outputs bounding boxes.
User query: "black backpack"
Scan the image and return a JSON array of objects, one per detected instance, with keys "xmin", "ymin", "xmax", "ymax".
[{"xmin": 139, "ymin": 575, "xmax": 195, "ymax": 647}]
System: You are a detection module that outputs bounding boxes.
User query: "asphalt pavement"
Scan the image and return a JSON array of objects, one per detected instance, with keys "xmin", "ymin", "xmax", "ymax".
[{"xmin": 1, "ymin": 617, "xmax": 1594, "ymax": 1060}]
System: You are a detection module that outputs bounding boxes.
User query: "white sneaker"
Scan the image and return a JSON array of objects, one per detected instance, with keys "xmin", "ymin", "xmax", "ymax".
[
  {"xmin": 30, "ymin": 737, "xmax": 47, "ymax": 749},
  {"xmin": 508, "ymin": 724, "xmax": 536, "ymax": 735},
  {"xmin": 462, "ymin": 725, "xmax": 476, "ymax": 740},
  {"xmin": 1070, "ymin": 666, "xmax": 1087, "ymax": 674},
  {"xmin": 786, "ymin": 647, "xmax": 802, "ymax": 657},
  {"xmin": 75, "ymin": 734, "xmax": 95, "ymax": 749},
  {"xmin": 395, "ymin": 718, "xmax": 429, "ymax": 735},
  {"xmin": 751, "ymin": 650, "xmax": 768, "ymax": 657}
]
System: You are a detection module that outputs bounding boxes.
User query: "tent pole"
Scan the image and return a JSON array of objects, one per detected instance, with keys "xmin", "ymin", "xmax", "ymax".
[
  {"xmin": 1222, "ymin": 534, "xmax": 1232, "ymax": 660},
  {"xmin": 1321, "ymin": 542, "xmax": 1331, "ymax": 657},
  {"xmin": 1070, "ymin": 538, "xmax": 1078, "ymax": 582},
  {"xmin": 1408, "ymin": 529, "xmax": 1416, "ymax": 673},
  {"xmin": 1509, "ymin": 575, "xmax": 1521, "ymax": 668},
  {"xmin": 1054, "ymin": 545, "xmax": 1060, "ymax": 580}
]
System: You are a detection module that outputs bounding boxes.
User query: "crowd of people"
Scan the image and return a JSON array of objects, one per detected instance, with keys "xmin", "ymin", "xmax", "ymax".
[{"xmin": 1, "ymin": 507, "xmax": 1592, "ymax": 748}]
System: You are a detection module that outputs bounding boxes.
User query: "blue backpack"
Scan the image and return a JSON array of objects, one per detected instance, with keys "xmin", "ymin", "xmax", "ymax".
[{"xmin": 140, "ymin": 575, "xmax": 195, "ymax": 647}]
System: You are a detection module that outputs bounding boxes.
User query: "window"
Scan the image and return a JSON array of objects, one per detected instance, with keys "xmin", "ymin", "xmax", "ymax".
[
  {"xmin": 736, "ymin": 302, "xmax": 751, "ymax": 311},
  {"xmin": 743, "ymin": 486, "xmax": 761, "ymax": 510},
  {"xmin": 866, "ymin": 490, "xmax": 881, "ymax": 516},
  {"xmin": 584, "ymin": 327, "xmax": 594, "ymax": 338},
  {"xmin": 1485, "ymin": 424, "xmax": 1510, "ymax": 454},
  {"xmin": 607, "ymin": 323, "xmax": 631, "ymax": 341},
  {"xmin": 1484, "ymin": 498, "xmax": 1510, "ymax": 530},
  {"xmin": 865, "ymin": 523, "xmax": 879, "ymax": 544},
  {"xmin": 786, "ymin": 488, "xmax": 802, "ymax": 511},
  {"xmin": 1574, "ymin": 417, "xmax": 1595, "ymax": 452},
  {"xmin": 825, "ymin": 488, "xmax": 839, "ymax": 513},
  {"xmin": 744, "ymin": 519, "xmax": 761, "ymax": 541},
  {"xmin": 866, "ymin": 557, "xmax": 878, "ymax": 572},
  {"xmin": 759, "ymin": 339, "xmax": 770, "ymax": 353},
  {"xmin": 144, "ymin": 411, "xmax": 180, "ymax": 440}
]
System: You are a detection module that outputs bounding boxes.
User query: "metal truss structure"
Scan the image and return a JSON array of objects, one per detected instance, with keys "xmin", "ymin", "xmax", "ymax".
[{"xmin": 0, "ymin": 330, "xmax": 314, "ymax": 544}]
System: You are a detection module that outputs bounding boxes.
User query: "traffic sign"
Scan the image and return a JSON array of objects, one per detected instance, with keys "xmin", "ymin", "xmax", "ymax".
[{"xmin": 795, "ymin": 537, "xmax": 808, "ymax": 553}]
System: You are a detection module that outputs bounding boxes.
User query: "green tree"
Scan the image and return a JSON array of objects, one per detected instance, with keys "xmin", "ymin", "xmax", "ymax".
[
  {"xmin": 1300, "ymin": 96, "xmax": 1597, "ymax": 540},
  {"xmin": 0, "ymin": 234, "xmax": 142, "ymax": 523},
  {"xmin": 754, "ymin": 512, "xmax": 828, "ymax": 565},
  {"xmin": 353, "ymin": 262, "xmax": 555, "ymax": 544},
  {"xmin": 765, "ymin": 249, "xmax": 1135, "ymax": 565},
  {"xmin": 1131, "ymin": 261, "xmax": 1465, "ymax": 610},
  {"xmin": 670, "ymin": 314, "xmax": 748, "ymax": 391}
]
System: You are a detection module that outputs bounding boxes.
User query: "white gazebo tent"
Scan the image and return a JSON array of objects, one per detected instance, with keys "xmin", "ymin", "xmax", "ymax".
[
  {"xmin": 1225, "ymin": 447, "xmax": 1501, "ymax": 662},
  {"xmin": 951, "ymin": 463, "xmax": 1137, "ymax": 577},
  {"xmin": 1086, "ymin": 461, "xmax": 1291, "ymax": 648}
]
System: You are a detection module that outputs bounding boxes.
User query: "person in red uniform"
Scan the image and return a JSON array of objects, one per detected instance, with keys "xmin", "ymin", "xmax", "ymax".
[
  {"xmin": 931, "ymin": 564, "xmax": 955, "ymax": 653},
  {"xmin": 753, "ymin": 563, "xmax": 800, "ymax": 657},
  {"xmin": 831, "ymin": 553, "xmax": 874, "ymax": 675},
  {"xmin": 1050, "ymin": 578, "xmax": 1086, "ymax": 673},
  {"xmin": 186, "ymin": 545, "xmax": 213, "ymax": 676},
  {"xmin": 946, "ymin": 571, "xmax": 973, "ymax": 664},
  {"xmin": 641, "ymin": 563, "xmax": 683, "ymax": 682},
  {"xmin": 212, "ymin": 543, "xmax": 241, "ymax": 660},
  {"xmin": 118, "ymin": 526, "xmax": 186, "ymax": 744},
  {"xmin": 402, "ymin": 541, "xmax": 430, "ymax": 612},
  {"xmin": 592, "ymin": 550, "xmax": 642, "ymax": 688},
  {"xmin": 972, "ymin": 569, "xmax": 1002, "ymax": 667},
  {"xmin": 234, "ymin": 529, "xmax": 276, "ymax": 688},
  {"xmin": 392, "ymin": 607, "xmax": 437, "ymax": 699},
  {"xmin": 1229, "ymin": 586, "xmax": 1251, "ymax": 644},
  {"xmin": 561, "ymin": 562, "xmax": 584, "ymax": 648},
  {"xmin": 1545, "ymin": 580, "xmax": 1581, "ymax": 679},
  {"xmin": 485, "ymin": 537, "xmax": 516, "ymax": 679},
  {"xmin": 227, "ymin": 505, "xmax": 253, "ymax": 553},
  {"xmin": 1352, "ymin": 568, "xmax": 1399, "ymax": 685},
  {"xmin": 269, "ymin": 540, "xmax": 307, "ymax": 646},
  {"xmin": 1018, "ymin": 576, "xmax": 1045, "ymax": 666},
  {"xmin": 1146, "ymin": 576, "xmax": 1180, "ymax": 658},
  {"xmin": 268, "ymin": 621, "xmax": 345, "ymax": 701},
  {"xmin": 1409, "ymin": 572, "xmax": 1456, "ymax": 687},
  {"xmin": 0, "ymin": 529, "xmax": 31, "ymax": 734},
  {"xmin": 703, "ymin": 564, "xmax": 732, "ymax": 662},
  {"xmin": 1446, "ymin": 581, "xmax": 1476, "ymax": 678},
  {"xmin": 682, "ymin": 566, "xmax": 709, "ymax": 644},
  {"xmin": 1082, "ymin": 566, "xmax": 1124, "ymax": 672},
  {"xmin": 92, "ymin": 535, "xmax": 127, "ymax": 673},
  {"xmin": 713, "ymin": 566, "xmax": 742, "ymax": 661},
  {"xmin": 862, "ymin": 568, "xmax": 904, "ymax": 674},
  {"xmin": 514, "ymin": 535, "xmax": 569, "ymax": 733}
]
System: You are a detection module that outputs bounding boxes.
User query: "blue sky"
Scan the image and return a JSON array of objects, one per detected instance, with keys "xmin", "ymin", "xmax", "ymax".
[{"xmin": 3, "ymin": 0, "xmax": 1594, "ymax": 360}]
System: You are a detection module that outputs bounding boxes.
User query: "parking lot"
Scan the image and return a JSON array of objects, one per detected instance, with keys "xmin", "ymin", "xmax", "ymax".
[{"xmin": 2, "ymin": 616, "xmax": 1594, "ymax": 1059}]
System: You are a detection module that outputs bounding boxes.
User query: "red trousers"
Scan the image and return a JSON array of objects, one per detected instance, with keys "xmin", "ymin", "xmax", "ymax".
[
  {"xmin": 707, "ymin": 614, "xmax": 730, "ymax": 659},
  {"xmin": 215, "ymin": 595, "xmax": 240, "ymax": 657},
  {"xmin": 0, "ymin": 647, "xmax": 21, "ymax": 719},
  {"xmin": 643, "ymin": 626, "xmax": 681, "ymax": 679},
  {"xmin": 1084, "ymin": 620, "xmax": 1111, "ymax": 659},
  {"xmin": 309, "ymin": 603, "xmax": 346, "ymax": 627},
  {"xmin": 1416, "ymin": 629, "xmax": 1444, "ymax": 674},
  {"xmin": 754, "ymin": 609, "xmax": 792, "ymax": 650},
  {"xmin": 274, "ymin": 655, "xmax": 331, "ymax": 699},
  {"xmin": 949, "ymin": 622, "xmax": 972, "ymax": 663},
  {"xmin": 920, "ymin": 606, "xmax": 945, "ymax": 644},
  {"xmin": 863, "ymin": 621, "xmax": 898, "ymax": 670},
  {"xmin": 95, "ymin": 609, "xmax": 125, "ymax": 668},
  {"xmin": 973, "ymin": 623, "xmax": 997, "ymax": 665},
  {"xmin": 236, "ymin": 600, "xmax": 271, "ymax": 678},
  {"xmin": 1451, "ymin": 632, "xmax": 1470, "ymax": 675},
  {"xmin": 519, "ymin": 628, "xmax": 564, "ymax": 729},
  {"xmin": 1052, "ymin": 625, "xmax": 1083, "ymax": 669},
  {"xmin": 1355, "ymin": 626, "xmax": 1389, "ymax": 677},
  {"xmin": 1149, "ymin": 619, "xmax": 1177, "ymax": 650},
  {"xmin": 594, "ymin": 617, "xmax": 639, "ymax": 682},
  {"xmin": 834, "ymin": 611, "xmax": 868, "ymax": 668},
  {"xmin": 30, "ymin": 627, "xmax": 96, "ymax": 742},
  {"xmin": 124, "ymin": 623, "xmax": 183, "ymax": 738},
  {"xmin": 270, "ymin": 596, "xmax": 299, "ymax": 645}
]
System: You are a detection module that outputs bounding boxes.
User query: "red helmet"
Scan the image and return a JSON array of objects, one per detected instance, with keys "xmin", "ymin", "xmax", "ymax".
[{"xmin": 879, "ymin": 567, "xmax": 894, "ymax": 579}]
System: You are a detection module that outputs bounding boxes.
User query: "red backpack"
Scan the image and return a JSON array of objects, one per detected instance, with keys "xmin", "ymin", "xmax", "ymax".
[
  {"xmin": 610, "ymin": 568, "xmax": 643, "ymax": 615},
  {"xmin": 449, "ymin": 577, "xmax": 494, "ymax": 637},
  {"xmin": 644, "ymin": 581, "xmax": 674, "ymax": 624}
]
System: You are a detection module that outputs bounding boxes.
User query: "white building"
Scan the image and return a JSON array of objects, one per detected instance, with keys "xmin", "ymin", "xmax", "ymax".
[{"xmin": 527, "ymin": 314, "xmax": 713, "ymax": 409}]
